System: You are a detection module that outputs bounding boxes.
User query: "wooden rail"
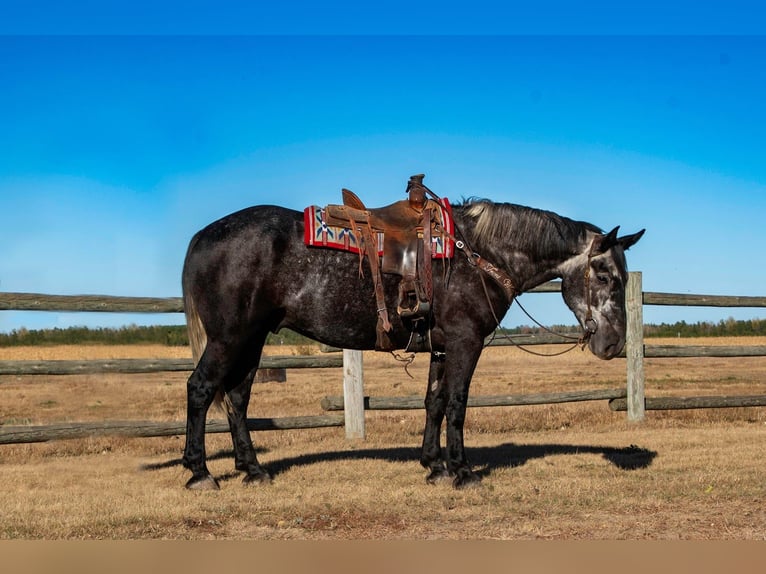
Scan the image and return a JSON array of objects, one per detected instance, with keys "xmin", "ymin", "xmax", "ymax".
[
  {"xmin": 609, "ymin": 395, "xmax": 766, "ymax": 411},
  {"xmin": 642, "ymin": 292, "xmax": 766, "ymax": 308},
  {"xmin": 0, "ymin": 354, "xmax": 342, "ymax": 376},
  {"xmin": 0, "ymin": 415, "xmax": 345, "ymax": 444},
  {"xmin": 642, "ymin": 345, "xmax": 766, "ymax": 358},
  {"xmin": 321, "ymin": 388, "xmax": 627, "ymax": 411},
  {"xmin": 3, "ymin": 282, "xmax": 766, "ymax": 313},
  {"xmin": 0, "ymin": 292, "xmax": 183, "ymax": 313}
]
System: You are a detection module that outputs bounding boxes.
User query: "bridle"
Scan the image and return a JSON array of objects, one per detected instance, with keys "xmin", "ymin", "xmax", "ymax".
[
  {"xmin": 580, "ymin": 234, "xmax": 603, "ymax": 343},
  {"xmin": 481, "ymin": 234, "xmax": 603, "ymax": 357}
]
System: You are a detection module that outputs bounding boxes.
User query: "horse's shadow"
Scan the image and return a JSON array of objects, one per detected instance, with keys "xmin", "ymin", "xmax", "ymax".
[{"xmin": 142, "ymin": 442, "xmax": 656, "ymax": 483}]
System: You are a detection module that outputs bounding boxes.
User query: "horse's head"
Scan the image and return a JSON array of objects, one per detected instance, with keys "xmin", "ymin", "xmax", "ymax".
[{"xmin": 560, "ymin": 226, "xmax": 645, "ymax": 360}]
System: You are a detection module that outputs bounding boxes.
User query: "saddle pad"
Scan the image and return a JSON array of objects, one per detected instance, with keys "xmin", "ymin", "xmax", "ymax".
[{"xmin": 303, "ymin": 198, "xmax": 455, "ymax": 258}]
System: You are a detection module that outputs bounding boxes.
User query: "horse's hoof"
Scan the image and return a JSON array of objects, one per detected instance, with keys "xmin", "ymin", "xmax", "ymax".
[
  {"xmin": 425, "ymin": 468, "xmax": 453, "ymax": 485},
  {"xmin": 452, "ymin": 471, "xmax": 482, "ymax": 490},
  {"xmin": 242, "ymin": 471, "xmax": 273, "ymax": 486},
  {"xmin": 185, "ymin": 474, "xmax": 220, "ymax": 490}
]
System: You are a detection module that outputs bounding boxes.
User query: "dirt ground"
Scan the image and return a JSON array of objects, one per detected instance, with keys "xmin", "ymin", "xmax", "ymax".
[{"xmin": 1, "ymin": 338, "xmax": 765, "ymax": 539}]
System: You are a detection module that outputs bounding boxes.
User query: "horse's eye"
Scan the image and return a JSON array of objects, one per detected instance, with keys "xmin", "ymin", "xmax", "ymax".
[{"xmin": 597, "ymin": 274, "xmax": 609, "ymax": 285}]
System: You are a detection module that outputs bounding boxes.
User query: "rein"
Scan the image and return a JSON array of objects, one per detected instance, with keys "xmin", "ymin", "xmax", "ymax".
[
  {"xmin": 467, "ymin": 225, "xmax": 600, "ymax": 356},
  {"xmin": 479, "ymin": 273, "xmax": 590, "ymax": 357},
  {"xmin": 415, "ymin": 178, "xmax": 598, "ymax": 358},
  {"xmin": 485, "ymin": 294, "xmax": 592, "ymax": 357},
  {"xmin": 493, "ymin": 236, "xmax": 601, "ymax": 356}
]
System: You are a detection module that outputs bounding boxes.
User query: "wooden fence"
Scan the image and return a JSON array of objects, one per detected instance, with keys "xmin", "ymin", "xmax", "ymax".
[
  {"xmin": 618, "ymin": 272, "xmax": 766, "ymax": 421},
  {"xmin": 1, "ymin": 271, "xmax": 765, "ymax": 444},
  {"xmin": 0, "ymin": 349, "xmax": 347, "ymax": 445}
]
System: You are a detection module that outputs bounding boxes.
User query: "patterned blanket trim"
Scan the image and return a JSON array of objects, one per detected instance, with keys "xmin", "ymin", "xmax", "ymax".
[{"xmin": 303, "ymin": 198, "xmax": 455, "ymax": 258}]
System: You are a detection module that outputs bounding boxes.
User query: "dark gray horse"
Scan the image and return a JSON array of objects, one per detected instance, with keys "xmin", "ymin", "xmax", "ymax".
[{"xmin": 181, "ymin": 189, "xmax": 644, "ymax": 490}]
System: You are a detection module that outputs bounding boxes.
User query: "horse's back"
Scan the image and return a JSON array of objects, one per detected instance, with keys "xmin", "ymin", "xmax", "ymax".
[
  {"xmin": 188, "ymin": 204, "xmax": 300, "ymax": 249},
  {"xmin": 185, "ymin": 204, "xmax": 301, "ymax": 267},
  {"xmin": 182, "ymin": 205, "xmax": 305, "ymax": 326}
]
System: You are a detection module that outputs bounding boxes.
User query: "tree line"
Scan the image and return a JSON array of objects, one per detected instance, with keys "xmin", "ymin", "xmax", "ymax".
[
  {"xmin": 0, "ymin": 325, "xmax": 313, "ymax": 347},
  {"xmin": 501, "ymin": 317, "xmax": 766, "ymax": 338},
  {"xmin": 1, "ymin": 317, "xmax": 764, "ymax": 347}
]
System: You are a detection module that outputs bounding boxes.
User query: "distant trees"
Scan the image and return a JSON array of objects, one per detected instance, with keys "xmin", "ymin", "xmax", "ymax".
[
  {"xmin": 643, "ymin": 317, "xmax": 766, "ymax": 338},
  {"xmin": 499, "ymin": 317, "xmax": 766, "ymax": 339},
  {"xmin": 0, "ymin": 325, "xmax": 315, "ymax": 347},
  {"xmin": 0, "ymin": 317, "xmax": 764, "ymax": 347},
  {"xmin": 0, "ymin": 325, "xmax": 190, "ymax": 346}
]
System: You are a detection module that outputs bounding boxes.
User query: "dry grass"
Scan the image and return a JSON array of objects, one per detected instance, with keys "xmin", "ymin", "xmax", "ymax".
[{"xmin": 1, "ymin": 338, "xmax": 765, "ymax": 539}]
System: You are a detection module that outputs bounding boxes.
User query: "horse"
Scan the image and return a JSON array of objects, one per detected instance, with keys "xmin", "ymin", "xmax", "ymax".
[{"xmin": 180, "ymin": 183, "xmax": 644, "ymax": 490}]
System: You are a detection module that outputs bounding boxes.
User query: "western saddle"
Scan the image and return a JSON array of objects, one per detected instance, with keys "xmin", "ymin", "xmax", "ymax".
[{"xmin": 321, "ymin": 174, "xmax": 451, "ymax": 352}]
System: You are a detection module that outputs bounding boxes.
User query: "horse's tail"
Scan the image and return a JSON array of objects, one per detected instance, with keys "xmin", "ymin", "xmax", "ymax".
[
  {"xmin": 182, "ymin": 234, "xmax": 231, "ymax": 414},
  {"xmin": 184, "ymin": 284, "xmax": 208, "ymax": 366},
  {"xmin": 182, "ymin": 234, "xmax": 208, "ymax": 365}
]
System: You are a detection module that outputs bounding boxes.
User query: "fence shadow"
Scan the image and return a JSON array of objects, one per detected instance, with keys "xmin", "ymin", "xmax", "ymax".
[{"xmin": 141, "ymin": 442, "xmax": 656, "ymax": 483}]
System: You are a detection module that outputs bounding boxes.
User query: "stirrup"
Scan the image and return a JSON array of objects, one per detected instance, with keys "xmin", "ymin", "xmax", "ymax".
[
  {"xmin": 397, "ymin": 280, "xmax": 431, "ymax": 320},
  {"xmin": 405, "ymin": 318, "xmax": 432, "ymax": 353}
]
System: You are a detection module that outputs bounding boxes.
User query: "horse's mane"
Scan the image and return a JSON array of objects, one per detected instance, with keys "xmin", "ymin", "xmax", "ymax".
[{"xmin": 457, "ymin": 198, "xmax": 602, "ymax": 259}]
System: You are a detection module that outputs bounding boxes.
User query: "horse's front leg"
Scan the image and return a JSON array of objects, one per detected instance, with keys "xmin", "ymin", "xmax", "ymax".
[
  {"xmin": 443, "ymin": 340, "xmax": 484, "ymax": 489},
  {"xmin": 420, "ymin": 352, "xmax": 451, "ymax": 483}
]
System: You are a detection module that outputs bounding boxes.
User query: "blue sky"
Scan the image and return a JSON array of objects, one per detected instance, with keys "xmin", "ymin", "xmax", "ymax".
[{"xmin": 1, "ymin": 3, "xmax": 765, "ymax": 332}]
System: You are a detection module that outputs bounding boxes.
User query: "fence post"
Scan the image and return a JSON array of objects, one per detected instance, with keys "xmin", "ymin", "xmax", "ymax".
[
  {"xmin": 342, "ymin": 349, "xmax": 366, "ymax": 439},
  {"xmin": 626, "ymin": 271, "xmax": 645, "ymax": 421}
]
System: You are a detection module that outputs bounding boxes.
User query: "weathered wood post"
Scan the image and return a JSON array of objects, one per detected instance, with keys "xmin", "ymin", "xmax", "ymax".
[
  {"xmin": 625, "ymin": 271, "xmax": 645, "ymax": 421},
  {"xmin": 342, "ymin": 349, "xmax": 365, "ymax": 439}
]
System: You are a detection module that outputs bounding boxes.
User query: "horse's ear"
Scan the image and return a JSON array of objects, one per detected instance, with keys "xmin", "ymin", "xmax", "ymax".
[
  {"xmin": 597, "ymin": 226, "xmax": 621, "ymax": 252},
  {"xmin": 618, "ymin": 228, "xmax": 645, "ymax": 251}
]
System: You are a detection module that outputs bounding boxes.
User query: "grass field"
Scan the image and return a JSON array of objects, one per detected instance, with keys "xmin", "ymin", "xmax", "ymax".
[{"xmin": 1, "ymin": 338, "xmax": 765, "ymax": 539}]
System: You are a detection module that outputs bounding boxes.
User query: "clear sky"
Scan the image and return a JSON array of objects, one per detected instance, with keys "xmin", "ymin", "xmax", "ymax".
[{"xmin": 1, "ymin": 2, "xmax": 765, "ymax": 332}]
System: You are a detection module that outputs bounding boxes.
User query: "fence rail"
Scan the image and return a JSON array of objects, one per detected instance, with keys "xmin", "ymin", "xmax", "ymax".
[
  {"xmin": 0, "ymin": 355, "xmax": 342, "ymax": 376},
  {"xmin": 4, "ymin": 284, "xmax": 766, "ymax": 313},
  {"xmin": 321, "ymin": 388, "xmax": 627, "ymax": 411},
  {"xmin": 0, "ymin": 415, "xmax": 345, "ymax": 445},
  {"xmin": 609, "ymin": 395, "xmax": 766, "ymax": 411},
  {"xmin": 0, "ymin": 293, "xmax": 184, "ymax": 313},
  {"xmin": 642, "ymin": 292, "xmax": 766, "ymax": 307},
  {"xmin": 2, "ymin": 343, "xmax": 763, "ymax": 378}
]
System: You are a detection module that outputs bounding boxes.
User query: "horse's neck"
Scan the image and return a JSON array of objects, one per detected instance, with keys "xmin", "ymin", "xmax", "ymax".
[
  {"xmin": 458, "ymin": 211, "xmax": 593, "ymax": 294},
  {"xmin": 503, "ymin": 253, "xmax": 564, "ymax": 293},
  {"xmin": 515, "ymin": 234, "xmax": 598, "ymax": 293}
]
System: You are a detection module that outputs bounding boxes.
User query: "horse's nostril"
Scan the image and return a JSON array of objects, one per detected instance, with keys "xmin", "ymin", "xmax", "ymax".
[
  {"xmin": 592, "ymin": 336, "xmax": 624, "ymax": 360},
  {"xmin": 605, "ymin": 340, "xmax": 626, "ymax": 359}
]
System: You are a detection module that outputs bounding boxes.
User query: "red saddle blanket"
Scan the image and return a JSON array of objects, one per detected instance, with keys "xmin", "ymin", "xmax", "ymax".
[{"xmin": 303, "ymin": 199, "xmax": 455, "ymax": 258}]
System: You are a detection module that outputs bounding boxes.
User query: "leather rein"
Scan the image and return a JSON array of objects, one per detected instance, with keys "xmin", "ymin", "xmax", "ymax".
[
  {"xmin": 420, "ymin": 182, "xmax": 598, "ymax": 357},
  {"xmin": 484, "ymin": 236, "xmax": 601, "ymax": 357}
]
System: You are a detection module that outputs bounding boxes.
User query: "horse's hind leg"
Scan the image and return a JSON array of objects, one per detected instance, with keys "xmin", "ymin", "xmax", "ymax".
[
  {"xmin": 183, "ymin": 340, "xmax": 258, "ymax": 490},
  {"xmin": 183, "ymin": 344, "xmax": 229, "ymax": 490},
  {"xmin": 225, "ymin": 367, "xmax": 272, "ymax": 485}
]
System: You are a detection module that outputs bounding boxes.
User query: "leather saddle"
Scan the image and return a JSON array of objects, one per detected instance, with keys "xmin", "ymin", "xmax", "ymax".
[{"xmin": 321, "ymin": 174, "xmax": 449, "ymax": 352}]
